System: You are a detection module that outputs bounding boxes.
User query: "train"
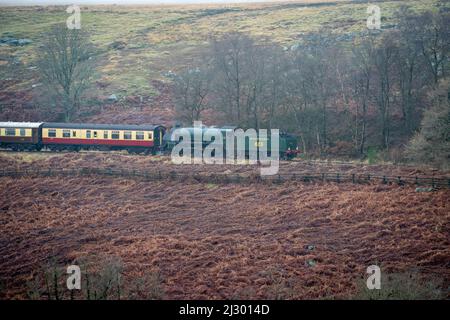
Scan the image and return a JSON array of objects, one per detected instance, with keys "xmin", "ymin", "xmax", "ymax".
[
  {"xmin": 0, "ymin": 121, "xmax": 300, "ymax": 159},
  {"xmin": 163, "ymin": 125, "xmax": 300, "ymax": 160}
]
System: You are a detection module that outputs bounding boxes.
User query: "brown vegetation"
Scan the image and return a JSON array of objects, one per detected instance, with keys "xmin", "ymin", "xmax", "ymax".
[
  {"xmin": 0, "ymin": 167, "xmax": 448, "ymax": 299},
  {"xmin": 1, "ymin": 151, "xmax": 448, "ymax": 179},
  {"xmin": 85, "ymin": 80, "xmax": 176, "ymax": 127}
]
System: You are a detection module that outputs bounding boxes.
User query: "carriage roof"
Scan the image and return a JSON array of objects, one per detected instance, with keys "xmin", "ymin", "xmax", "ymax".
[
  {"xmin": 42, "ymin": 122, "xmax": 165, "ymax": 131},
  {"xmin": 0, "ymin": 122, "xmax": 44, "ymax": 129}
]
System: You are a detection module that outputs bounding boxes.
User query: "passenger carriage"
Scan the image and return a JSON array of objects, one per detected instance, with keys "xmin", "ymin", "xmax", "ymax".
[
  {"xmin": 0, "ymin": 122, "xmax": 44, "ymax": 151},
  {"xmin": 41, "ymin": 123, "xmax": 166, "ymax": 154}
]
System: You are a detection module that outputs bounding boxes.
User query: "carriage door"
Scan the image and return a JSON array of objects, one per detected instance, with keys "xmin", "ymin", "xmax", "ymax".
[{"xmin": 153, "ymin": 128, "xmax": 161, "ymax": 147}]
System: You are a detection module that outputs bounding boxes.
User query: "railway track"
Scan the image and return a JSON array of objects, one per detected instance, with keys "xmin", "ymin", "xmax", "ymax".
[
  {"xmin": 0, "ymin": 149, "xmax": 157, "ymax": 156},
  {"xmin": 0, "ymin": 167, "xmax": 449, "ymax": 188},
  {"xmin": 1, "ymin": 150, "xmax": 448, "ymax": 187}
]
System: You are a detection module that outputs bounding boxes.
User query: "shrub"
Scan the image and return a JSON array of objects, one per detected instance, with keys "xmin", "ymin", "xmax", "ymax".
[
  {"xmin": 366, "ymin": 147, "xmax": 379, "ymax": 164},
  {"xmin": 126, "ymin": 271, "xmax": 165, "ymax": 300},
  {"xmin": 406, "ymin": 79, "xmax": 450, "ymax": 169},
  {"xmin": 354, "ymin": 271, "xmax": 444, "ymax": 300},
  {"xmin": 26, "ymin": 255, "xmax": 165, "ymax": 300}
]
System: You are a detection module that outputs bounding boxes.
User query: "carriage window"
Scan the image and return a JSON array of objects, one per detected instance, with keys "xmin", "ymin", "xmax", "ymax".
[
  {"xmin": 148, "ymin": 132, "xmax": 153, "ymax": 140},
  {"xmin": 48, "ymin": 129, "xmax": 56, "ymax": 137},
  {"xmin": 63, "ymin": 130, "xmax": 70, "ymax": 138},
  {"xmin": 103, "ymin": 131, "xmax": 109, "ymax": 139},
  {"xmin": 72, "ymin": 131, "xmax": 77, "ymax": 137},
  {"xmin": 112, "ymin": 131, "xmax": 120, "ymax": 139},
  {"xmin": 6, "ymin": 128, "xmax": 16, "ymax": 136},
  {"xmin": 86, "ymin": 130, "xmax": 91, "ymax": 138},
  {"xmin": 124, "ymin": 131, "xmax": 132, "ymax": 140},
  {"xmin": 94, "ymin": 131, "xmax": 98, "ymax": 138},
  {"xmin": 136, "ymin": 131, "xmax": 144, "ymax": 140},
  {"xmin": 20, "ymin": 128, "xmax": 26, "ymax": 136}
]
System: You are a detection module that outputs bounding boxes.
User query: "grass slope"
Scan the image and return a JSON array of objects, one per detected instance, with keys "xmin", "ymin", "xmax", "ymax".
[{"xmin": 0, "ymin": 0, "xmax": 447, "ymax": 99}]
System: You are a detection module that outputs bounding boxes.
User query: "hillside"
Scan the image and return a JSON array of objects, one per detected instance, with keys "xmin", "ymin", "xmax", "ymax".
[{"xmin": 0, "ymin": 0, "xmax": 447, "ymax": 124}]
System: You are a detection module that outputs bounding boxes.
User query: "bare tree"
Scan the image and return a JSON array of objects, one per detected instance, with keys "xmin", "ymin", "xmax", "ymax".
[
  {"xmin": 209, "ymin": 33, "xmax": 254, "ymax": 125},
  {"xmin": 416, "ymin": 12, "xmax": 450, "ymax": 85},
  {"xmin": 173, "ymin": 66, "xmax": 211, "ymax": 123},
  {"xmin": 396, "ymin": 11, "xmax": 422, "ymax": 133},
  {"xmin": 265, "ymin": 45, "xmax": 289, "ymax": 130},
  {"xmin": 285, "ymin": 48, "xmax": 316, "ymax": 154},
  {"xmin": 170, "ymin": 7, "xmax": 448, "ymax": 160},
  {"xmin": 297, "ymin": 34, "xmax": 338, "ymax": 154},
  {"xmin": 352, "ymin": 35, "xmax": 376, "ymax": 155},
  {"xmin": 37, "ymin": 24, "xmax": 94, "ymax": 122},
  {"xmin": 239, "ymin": 40, "xmax": 281, "ymax": 130},
  {"xmin": 373, "ymin": 34, "xmax": 397, "ymax": 150}
]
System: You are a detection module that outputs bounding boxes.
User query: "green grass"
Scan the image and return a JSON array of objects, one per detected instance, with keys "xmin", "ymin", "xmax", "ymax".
[{"xmin": 0, "ymin": 0, "xmax": 448, "ymax": 97}]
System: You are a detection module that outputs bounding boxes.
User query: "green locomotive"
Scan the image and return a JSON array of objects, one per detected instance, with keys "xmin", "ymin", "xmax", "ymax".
[{"xmin": 163, "ymin": 126, "xmax": 299, "ymax": 160}]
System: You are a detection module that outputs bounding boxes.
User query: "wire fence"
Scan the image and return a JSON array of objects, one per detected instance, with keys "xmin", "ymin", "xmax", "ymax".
[{"xmin": 0, "ymin": 167, "xmax": 449, "ymax": 188}]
